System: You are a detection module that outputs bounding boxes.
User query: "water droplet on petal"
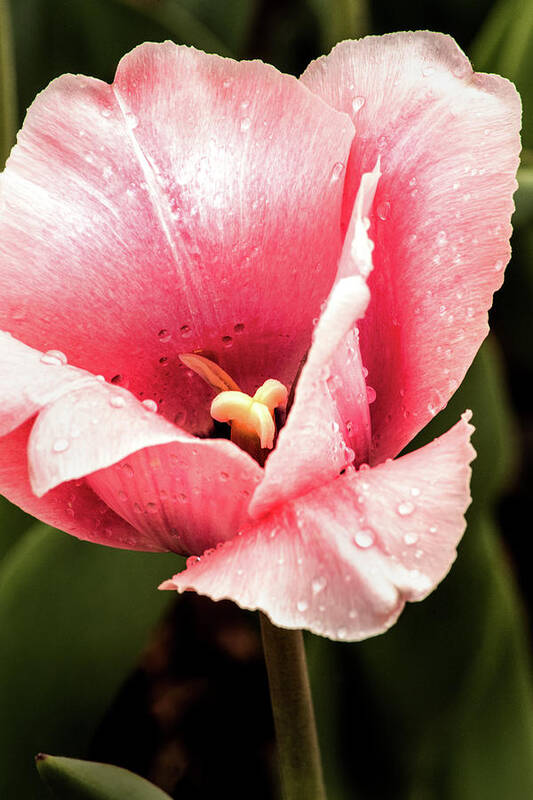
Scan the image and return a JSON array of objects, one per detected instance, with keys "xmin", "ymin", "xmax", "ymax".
[
  {"xmin": 180, "ymin": 325, "xmax": 192, "ymax": 338},
  {"xmin": 397, "ymin": 501, "xmax": 415, "ymax": 516},
  {"xmin": 377, "ymin": 201, "xmax": 390, "ymax": 221},
  {"xmin": 53, "ymin": 438, "xmax": 69, "ymax": 453},
  {"xmin": 330, "ymin": 161, "xmax": 344, "ymax": 182},
  {"xmin": 354, "ymin": 529, "xmax": 374, "ymax": 549},
  {"xmin": 404, "ymin": 532, "xmax": 419, "ymax": 545},
  {"xmin": 410, "ymin": 487, "xmax": 420, "ymax": 497},
  {"xmin": 158, "ymin": 329, "xmax": 171, "ymax": 342},
  {"xmin": 186, "ymin": 556, "xmax": 201, "ymax": 568},
  {"xmin": 146, "ymin": 502, "xmax": 158, "ymax": 514},
  {"xmin": 366, "ymin": 386, "xmax": 376, "ymax": 404},
  {"xmin": 297, "ymin": 600, "xmax": 308, "ymax": 613},
  {"xmin": 101, "ymin": 108, "xmax": 112, "ymax": 118},
  {"xmin": 221, "ymin": 335, "xmax": 233, "ymax": 348},
  {"xmin": 337, "ymin": 627, "xmax": 347, "ymax": 639},
  {"xmin": 122, "ymin": 463, "xmax": 134, "ymax": 477},
  {"xmin": 312, "ymin": 576, "xmax": 327, "ymax": 594},
  {"xmin": 234, "ymin": 323, "xmax": 245, "ymax": 334},
  {"xmin": 125, "ymin": 111, "xmax": 138, "ymax": 129},
  {"xmin": 142, "ymin": 399, "xmax": 158, "ymax": 412},
  {"xmin": 109, "ymin": 395, "xmax": 125, "ymax": 408},
  {"xmin": 220, "ymin": 471, "xmax": 229, "ymax": 482},
  {"xmin": 352, "ymin": 95, "xmax": 366, "ymax": 113},
  {"xmin": 494, "ymin": 259, "xmax": 504, "ymax": 272},
  {"xmin": 40, "ymin": 350, "xmax": 68, "ymax": 366},
  {"xmin": 240, "ymin": 117, "xmax": 251, "ymax": 132}
]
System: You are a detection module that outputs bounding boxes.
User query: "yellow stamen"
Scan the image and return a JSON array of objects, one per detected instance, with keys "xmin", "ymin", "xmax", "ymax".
[
  {"xmin": 180, "ymin": 352, "xmax": 287, "ymax": 454},
  {"xmin": 178, "ymin": 353, "xmax": 241, "ymax": 392}
]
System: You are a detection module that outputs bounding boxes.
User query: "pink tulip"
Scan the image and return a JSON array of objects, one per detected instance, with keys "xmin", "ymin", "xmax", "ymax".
[{"xmin": 0, "ymin": 33, "xmax": 520, "ymax": 640}]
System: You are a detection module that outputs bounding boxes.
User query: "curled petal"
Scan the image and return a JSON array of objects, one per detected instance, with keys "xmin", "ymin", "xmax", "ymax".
[
  {"xmin": 250, "ymin": 163, "xmax": 379, "ymax": 518},
  {"xmin": 165, "ymin": 414, "xmax": 475, "ymax": 640},
  {"xmin": 302, "ymin": 31, "xmax": 521, "ymax": 461}
]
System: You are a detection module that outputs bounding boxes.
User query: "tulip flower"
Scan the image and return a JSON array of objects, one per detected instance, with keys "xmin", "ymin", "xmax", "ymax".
[{"xmin": 0, "ymin": 32, "xmax": 520, "ymax": 645}]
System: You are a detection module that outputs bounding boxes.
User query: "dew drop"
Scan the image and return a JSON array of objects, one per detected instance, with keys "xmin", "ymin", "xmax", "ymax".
[
  {"xmin": 429, "ymin": 525, "xmax": 438, "ymax": 534},
  {"xmin": 221, "ymin": 335, "xmax": 233, "ymax": 348},
  {"xmin": 404, "ymin": 532, "xmax": 419, "ymax": 545},
  {"xmin": 122, "ymin": 463, "xmax": 134, "ymax": 477},
  {"xmin": 397, "ymin": 501, "xmax": 415, "ymax": 516},
  {"xmin": 351, "ymin": 95, "xmax": 365, "ymax": 113},
  {"xmin": 337, "ymin": 627, "xmax": 347, "ymax": 639},
  {"xmin": 53, "ymin": 438, "xmax": 69, "ymax": 453},
  {"xmin": 174, "ymin": 409, "xmax": 187, "ymax": 426},
  {"xmin": 494, "ymin": 259, "xmax": 504, "ymax": 272},
  {"xmin": 410, "ymin": 487, "xmax": 420, "ymax": 497},
  {"xmin": 297, "ymin": 600, "xmax": 308, "ymax": 613},
  {"xmin": 354, "ymin": 529, "xmax": 374, "ymax": 549},
  {"xmin": 101, "ymin": 108, "xmax": 112, "ymax": 118},
  {"xmin": 234, "ymin": 323, "xmax": 245, "ymax": 334},
  {"xmin": 111, "ymin": 374, "xmax": 126, "ymax": 386},
  {"xmin": 158, "ymin": 328, "xmax": 171, "ymax": 342},
  {"xmin": 180, "ymin": 324, "xmax": 192, "ymax": 338},
  {"xmin": 220, "ymin": 471, "xmax": 229, "ymax": 482},
  {"xmin": 109, "ymin": 395, "xmax": 125, "ymax": 408},
  {"xmin": 40, "ymin": 350, "xmax": 68, "ymax": 366},
  {"xmin": 377, "ymin": 201, "xmax": 390, "ymax": 221},
  {"xmin": 146, "ymin": 502, "xmax": 158, "ymax": 514},
  {"xmin": 118, "ymin": 490, "xmax": 127, "ymax": 501},
  {"xmin": 240, "ymin": 117, "xmax": 251, "ymax": 132},
  {"xmin": 186, "ymin": 556, "xmax": 201, "ymax": 568},
  {"xmin": 125, "ymin": 112, "xmax": 138, "ymax": 129},
  {"xmin": 312, "ymin": 576, "xmax": 327, "ymax": 594},
  {"xmin": 178, "ymin": 492, "xmax": 188, "ymax": 503},
  {"xmin": 142, "ymin": 399, "xmax": 158, "ymax": 412},
  {"xmin": 366, "ymin": 386, "xmax": 376, "ymax": 404},
  {"xmin": 330, "ymin": 161, "xmax": 344, "ymax": 182},
  {"xmin": 159, "ymin": 356, "xmax": 169, "ymax": 365}
]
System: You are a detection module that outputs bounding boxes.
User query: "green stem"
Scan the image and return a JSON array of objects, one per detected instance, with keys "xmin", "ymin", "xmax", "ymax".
[
  {"xmin": 259, "ymin": 613, "xmax": 326, "ymax": 800},
  {"xmin": 0, "ymin": 0, "xmax": 17, "ymax": 167}
]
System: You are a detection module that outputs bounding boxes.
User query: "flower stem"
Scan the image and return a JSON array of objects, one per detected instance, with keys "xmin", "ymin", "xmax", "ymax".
[{"xmin": 259, "ymin": 613, "xmax": 326, "ymax": 800}]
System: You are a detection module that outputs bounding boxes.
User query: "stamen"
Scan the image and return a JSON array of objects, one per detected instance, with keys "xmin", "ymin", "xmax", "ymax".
[
  {"xmin": 179, "ymin": 353, "xmax": 241, "ymax": 392},
  {"xmin": 180, "ymin": 352, "xmax": 287, "ymax": 459}
]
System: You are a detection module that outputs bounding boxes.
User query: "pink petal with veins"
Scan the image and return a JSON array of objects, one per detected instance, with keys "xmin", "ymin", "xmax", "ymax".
[
  {"xmin": 0, "ymin": 42, "xmax": 354, "ymax": 436},
  {"xmin": 250, "ymin": 163, "xmax": 379, "ymax": 517},
  {"xmin": 0, "ymin": 421, "xmax": 153, "ymax": 551},
  {"xmin": 301, "ymin": 32, "xmax": 521, "ymax": 461},
  {"xmin": 165, "ymin": 414, "xmax": 474, "ymax": 640}
]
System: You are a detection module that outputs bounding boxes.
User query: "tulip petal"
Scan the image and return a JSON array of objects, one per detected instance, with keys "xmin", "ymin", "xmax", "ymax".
[
  {"xmin": 0, "ymin": 42, "xmax": 354, "ymax": 436},
  {"xmin": 0, "ymin": 331, "xmax": 99, "ymax": 437},
  {"xmin": 250, "ymin": 164, "xmax": 379, "ymax": 517},
  {"xmin": 0, "ymin": 334, "xmax": 263, "ymax": 554},
  {"xmin": 0, "ymin": 421, "xmax": 154, "ymax": 551},
  {"xmin": 165, "ymin": 414, "xmax": 475, "ymax": 641},
  {"xmin": 301, "ymin": 31, "xmax": 521, "ymax": 462}
]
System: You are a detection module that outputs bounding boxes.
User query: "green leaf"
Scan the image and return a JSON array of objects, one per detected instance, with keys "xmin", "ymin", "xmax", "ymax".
[
  {"xmin": 470, "ymin": 0, "xmax": 533, "ymax": 148},
  {"xmin": 514, "ymin": 164, "xmax": 533, "ymax": 228},
  {"xmin": 0, "ymin": 524, "xmax": 182, "ymax": 799},
  {"xmin": 0, "ymin": 495, "xmax": 34, "ymax": 562},
  {"xmin": 0, "ymin": 0, "xmax": 17, "ymax": 165},
  {"xmin": 37, "ymin": 754, "xmax": 172, "ymax": 799},
  {"xmin": 306, "ymin": 0, "xmax": 368, "ymax": 51}
]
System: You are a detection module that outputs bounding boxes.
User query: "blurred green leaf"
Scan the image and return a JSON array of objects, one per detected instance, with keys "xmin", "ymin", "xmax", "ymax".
[
  {"xmin": 470, "ymin": 0, "xmax": 533, "ymax": 148},
  {"xmin": 111, "ymin": 0, "xmax": 236, "ymax": 57},
  {"xmin": 306, "ymin": 0, "xmax": 368, "ymax": 51},
  {"xmin": 0, "ymin": 0, "xmax": 17, "ymax": 165},
  {"xmin": 514, "ymin": 164, "xmax": 533, "ymax": 228},
  {"xmin": 37, "ymin": 754, "xmax": 172, "ymax": 799},
  {"xmin": 0, "ymin": 495, "xmax": 34, "ymax": 561},
  {"xmin": 0, "ymin": 524, "xmax": 182, "ymax": 800}
]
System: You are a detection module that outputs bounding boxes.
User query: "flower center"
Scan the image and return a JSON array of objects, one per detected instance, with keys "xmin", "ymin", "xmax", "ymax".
[{"xmin": 179, "ymin": 353, "xmax": 287, "ymax": 462}]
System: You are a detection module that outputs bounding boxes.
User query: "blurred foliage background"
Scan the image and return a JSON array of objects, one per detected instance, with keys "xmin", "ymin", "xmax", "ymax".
[{"xmin": 1, "ymin": 1, "xmax": 533, "ymax": 798}]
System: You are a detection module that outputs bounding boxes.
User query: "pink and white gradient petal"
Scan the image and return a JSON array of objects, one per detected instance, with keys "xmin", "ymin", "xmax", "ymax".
[
  {"xmin": 0, "ymin": 421, "xmax": 154, "ymax": 551},
  {"xmin": 165, "ymin": 414, "xmax": 475, "ymax": 641},
  {"xmin": 0, "ymin": 42, "xmax": 354, "ymax": 436},
  {"xmin": 301, "ymin": 31, "xmax": 521, "ymax": 462},
  {"xmin": 250, "ymin": 163, "xmax": 379, "ymax": 518}
]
